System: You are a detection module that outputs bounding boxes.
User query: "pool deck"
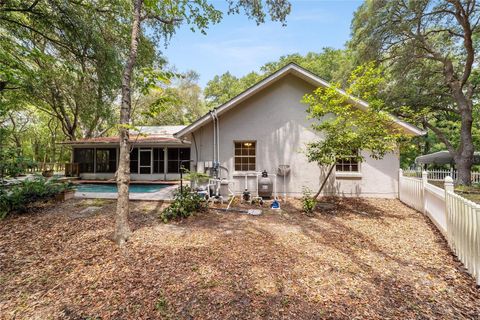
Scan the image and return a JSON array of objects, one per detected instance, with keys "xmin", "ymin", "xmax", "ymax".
[{"xmin": 74, "ymin": 184, "xmax": 178, "ymax": 201}]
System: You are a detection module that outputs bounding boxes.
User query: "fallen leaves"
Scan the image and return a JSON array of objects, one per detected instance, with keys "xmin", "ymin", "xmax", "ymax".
[{"xmin": 0, "ymin": 197, "xmax": 479, "ymax": 319}]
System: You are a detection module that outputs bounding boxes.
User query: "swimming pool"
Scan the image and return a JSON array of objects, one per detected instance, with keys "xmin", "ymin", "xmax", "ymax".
[{"xmin": 75, "ymin": 183, "xmax": 169, "ymax": 193}]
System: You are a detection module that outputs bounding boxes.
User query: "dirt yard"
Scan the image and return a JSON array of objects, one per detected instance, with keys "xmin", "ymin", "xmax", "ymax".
[{"xmin": 1, "ymin": 198, "xmax": 479, "ymax": 319}]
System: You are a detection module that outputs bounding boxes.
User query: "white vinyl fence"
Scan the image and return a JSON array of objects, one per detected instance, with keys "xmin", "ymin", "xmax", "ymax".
[
  {"xmin": 398, "ymin": 169, "xmax": 480, "ymax": 285},
  {"xmin": 403, "ymin": 169, "xmax": 480, "ymax": 183}
]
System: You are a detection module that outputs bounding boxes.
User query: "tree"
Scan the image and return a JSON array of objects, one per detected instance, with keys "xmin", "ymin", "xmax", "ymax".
[
  {"xmin": 132, "ymin": 70, "xmax": 208, "ymax": 125},
  {"xmin": 350, "ymin": 0, "xmax": 480, "ymax": 185},
  {"xmin": 261, "ymin": 49, "xmax": 353, "ymax": 84},
  {"xmin": 204, "ymin": 71, "xmax": 262, "ymax": 108},
  {"xmin": 114, "ymin": 0, "xmax": 292, "ymax": 246},
  {"xmin": 204, "ymin": 48, "xmax": 353, "ymax": 108},
  {"xmin": 303, "ymin": 64, "xmax": 406, "ymax": 199},
  {"xmin": 0, "ymin": 0, "xmax": 152, "ymax": 141}
]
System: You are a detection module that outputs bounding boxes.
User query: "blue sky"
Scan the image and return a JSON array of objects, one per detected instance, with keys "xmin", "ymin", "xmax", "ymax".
[{"xmin": 162, "ymin": 0, "xmax": 363, "ymax": 88}]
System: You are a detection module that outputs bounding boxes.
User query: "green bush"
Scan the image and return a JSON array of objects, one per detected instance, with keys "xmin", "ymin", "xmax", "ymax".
[
  {"xmin": 0, "ymin": 147, "xmax": 37, "ymax": 178},
  {"xmin": 301, "ymin": 187, "xmax": 316, "ymax": 216},
  {"xmin": 0, "ymin": 176, "xmax": 71, "ymax": 219},
  {"xmin": 183, "ymin": 170, "xmax": 210, "ymax": 188},
  {"xmin": 160, "ymin": 186, "xmax": 206, "ymax": 223}
]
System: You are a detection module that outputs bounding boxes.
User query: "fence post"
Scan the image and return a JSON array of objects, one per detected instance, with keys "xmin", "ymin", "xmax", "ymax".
[
  {"xmin": 422, "ymin": 170, "xmax": 428, "ymax": 214},
  {"xmin": 444, "ymin": 176, "xmax": 454, "ymax": 194}
]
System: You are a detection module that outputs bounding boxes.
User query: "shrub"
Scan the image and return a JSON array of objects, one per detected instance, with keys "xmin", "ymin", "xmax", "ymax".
[
  {"xmin": 301, "ymin": 187, "xmax": 316, "ymax": 216},
  {"xmin": 0, "ymin": 176, "xmax": 71, "ymax": 219},
  {"xmin": 0, "ymin": 147, "xmax": 37, "ymax": 178},
  {"xmin": 160, "ymin": 186, "xmax": 205, "ymax": 222},
  {"xmin": 183, "ymin": 170, "xmax": 210, "ymax": 189}
]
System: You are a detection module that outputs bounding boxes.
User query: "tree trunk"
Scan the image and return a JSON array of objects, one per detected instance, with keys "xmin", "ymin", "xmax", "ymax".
[
  {"xmin": 114, "ymin": 0, "xmax": 143, "ymax": 246},
  {"xmin": 314, "ymin": 164, "xmax": 335, "ymax": 200},
  {"xmin": 455, "ymin": 108, "xmax": 474, "ymax": 185}
]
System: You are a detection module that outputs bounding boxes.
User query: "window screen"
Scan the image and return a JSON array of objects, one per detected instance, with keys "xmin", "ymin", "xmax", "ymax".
[
  {"xmin": 167, "ymin": 148, "xmax": 190, "ymax": 173},
  {"xmin": 130, "ymin": 148, "xmax": 138, "ymax": 174},
  {"xmin": 73, "ymin": 148, "xmax": 94, "ymax": 173},
  {"xmin": 96, "ymin": 148, "xmax": 117, "ymax": 173},
  {"xmin": 153, "ymin": 148, "xmax": 165, "ymax": 173}
]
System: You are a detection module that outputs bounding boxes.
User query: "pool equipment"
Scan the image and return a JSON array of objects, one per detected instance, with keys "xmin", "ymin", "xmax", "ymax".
[
  {"xmin": 196, "ymin": 185, "xmax": 209, "ymax": 200},
  {"xmin": 241, "ymin": 173, "xmax": 263, "ymax": 204},
  {"xmin": 243, "ymin": 189, "xmax": 251, "ymax": 202},
  {"xmin": 277, "ymin": 165, "xmax": 290, "ymax": 202},
  {"xmin": 271, "ymin": 199, "xmax": 281, "ymax": 210},
  {"xmin": 209, "ymin": 109, "xmax": 221, "ymax": 179},
  {"xmin": 207, "ymin": 178, "xmax": 235, "ymax": 207},
  {"xmin": 258, "ymin": 170, "xmax": 273, "ymax": 198}
]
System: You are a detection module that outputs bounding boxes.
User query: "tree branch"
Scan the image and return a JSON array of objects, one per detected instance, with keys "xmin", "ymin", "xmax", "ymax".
[
  {"xmin": 0, "ymin": 17, "xmax": 70, "ymax": 51},
  {"xmin": 0, "ymin": 0, "xmax": 40, "ymax": 13},
  {"xmin": 140, "ymin": 14, "xmax": 182, "ymax": 24},
  {"xmin": 424, "ymin": 122, "xmax": 456, "ymax": 155}
]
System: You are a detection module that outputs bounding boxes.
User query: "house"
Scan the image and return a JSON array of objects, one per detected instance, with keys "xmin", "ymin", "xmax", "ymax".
[{"xmin": 65, "ymin": 63, "xmax": 424, "ymax": 198}]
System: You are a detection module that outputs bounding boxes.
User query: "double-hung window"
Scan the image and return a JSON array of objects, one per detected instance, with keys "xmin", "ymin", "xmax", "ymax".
[{"xmin": 234, "ymin": 141, "xmax": 256, "ymax": 172}]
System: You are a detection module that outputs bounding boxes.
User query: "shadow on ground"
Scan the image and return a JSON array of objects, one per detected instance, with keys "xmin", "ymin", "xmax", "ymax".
[{"xmin": 0, "ymin": 197, "xmax": 478, "ymax": 319}]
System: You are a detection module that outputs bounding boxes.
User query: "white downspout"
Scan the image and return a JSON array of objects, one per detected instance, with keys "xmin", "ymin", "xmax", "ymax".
[
  {"xmin": 214, "ymin": 109, "xmax": 220, "ymax": 173},
  {"xmin": 210, "ymin": 111, "xmax": 216, "ymax": 164}
]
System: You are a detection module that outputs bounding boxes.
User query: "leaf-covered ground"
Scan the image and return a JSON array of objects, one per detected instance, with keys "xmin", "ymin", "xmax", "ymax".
[{"xmin": 1, "ymin": 198, "xmax": 479, "ymax": 319}]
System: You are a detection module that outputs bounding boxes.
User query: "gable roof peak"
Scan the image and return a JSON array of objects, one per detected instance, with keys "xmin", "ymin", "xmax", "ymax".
[{"xmin": 175, "ymin": 63, "xmax": 425, "ymax": 138}]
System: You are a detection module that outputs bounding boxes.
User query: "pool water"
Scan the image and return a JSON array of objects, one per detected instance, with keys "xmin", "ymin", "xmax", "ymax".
[{"xmin": 76, "ymin": 183, "xmax": 169, "ymax": 193}]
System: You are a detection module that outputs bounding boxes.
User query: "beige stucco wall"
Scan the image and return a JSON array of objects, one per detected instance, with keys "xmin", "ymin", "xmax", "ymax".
[{"xmin": 189, "ymin": 74, "xmax": 399, "ymax": 198}]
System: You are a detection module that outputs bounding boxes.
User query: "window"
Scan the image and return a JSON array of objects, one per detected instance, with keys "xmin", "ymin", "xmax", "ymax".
[
  {"xmin": 167, "ymin": 148, "xmax": 190, "ymax": 173},
  {"xmin": 130, "ymin": 148, "xmax": 138, "ymax": 173},
  {"xmin": 153, "ymin": 148, "xmax": 164, "ymax": 173},
  {"xmin": 335, "ymin": 155, "xmax": 360, "ymax": 172},
  {"xmin": 96, "ymin": 148, "xmax": 117, "ymax": 173},
  {"xmin": 234, "ymin": 141, "xmax": 256, "ymax": 171},
  {"xmin": 73, "ymin": 148, "xmax": 94, "ymax": 173}
]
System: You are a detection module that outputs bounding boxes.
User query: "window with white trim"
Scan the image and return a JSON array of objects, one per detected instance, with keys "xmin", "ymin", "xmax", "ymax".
[
  {"xmin": 335, "ymin": 154, "xmax": 360, "ymax": 172},
  {"xmin": 234, "ymin": 141, "xmax": 256, "ymax": 171}
]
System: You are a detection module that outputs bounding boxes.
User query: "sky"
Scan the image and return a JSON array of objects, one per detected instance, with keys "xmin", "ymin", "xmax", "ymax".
[{"xmin": 162, "ymin": 0, "xmax": 363, "ymax": 88}]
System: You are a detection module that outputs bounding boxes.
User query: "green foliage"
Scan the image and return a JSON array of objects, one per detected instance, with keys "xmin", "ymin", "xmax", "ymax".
[
  {"xmin": 154, "ymin": 291, "xmax": 171, "ymax": 317},
  {"xmin": 133, "ymin": 71, "xmax": 208, "ymax": 125},
  {"xmin": 261, "ymin": 49, "xmax": 353, "ymax": 85},
  {"xmin": 160, "ymin": 186, "xmax": 205, "ymax": 222},
  {"xmin": 303, "ymin": 63, "xmax": 406, "ymax": 166},
  {"xmin": 0, "ymin": 146, "xmax": 36, "ymax": 178},
  {"xmin": 204, "ymin": 71, "xmax": 263, "ymax": 108},
  {"xmin": 204, "ymin": 48, "xmax": 354, "ymax": 108},
  {"xmin": 301, "ymin": 187, "xmax": 316, "ymax": 215},
  {"xmin": 0, "ymin": 176, "xmax": 72, "ymax": 219},
  {"xmin": 184, "ymin": 170, "xmax": 210, "ymax": 182},
  {"xmin": 350, "ymin": 0, "xmax": 480, "ymax": 174}
]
